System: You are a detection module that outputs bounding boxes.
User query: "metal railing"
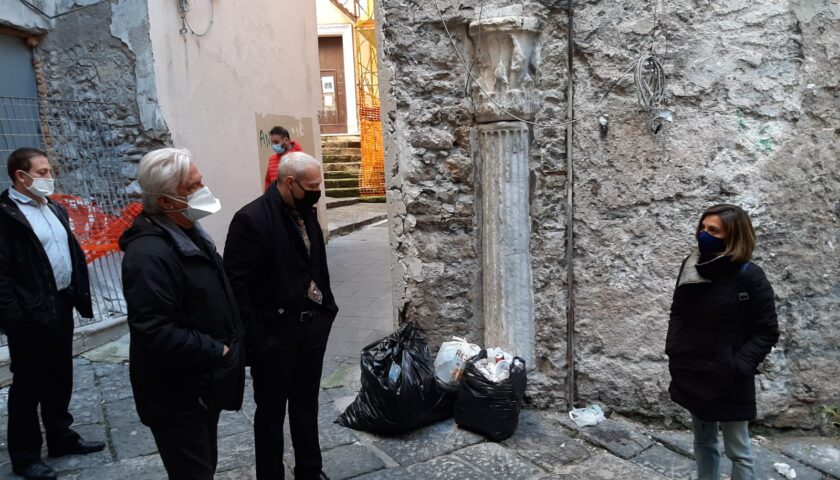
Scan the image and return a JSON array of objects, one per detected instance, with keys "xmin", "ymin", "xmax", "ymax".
[{"xmin": 0, "ymin": 96, "xmax": 133, "ymax": 345}]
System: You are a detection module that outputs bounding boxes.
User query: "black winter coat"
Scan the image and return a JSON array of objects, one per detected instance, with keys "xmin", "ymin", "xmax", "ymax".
[
  {"xmin": 119, "ymin": 213, "xmax": 245, "ymax": 427},
  {"xmin": 223, "ymin": 186, "xmax": 337, "ymax": 359},
  {"xmin": 666, "ymin": 252, "xmax": 780, "ymax": 421},
  {"xmin": 0, "ymin": 189, "xmax": 92, "ymax": 333}
]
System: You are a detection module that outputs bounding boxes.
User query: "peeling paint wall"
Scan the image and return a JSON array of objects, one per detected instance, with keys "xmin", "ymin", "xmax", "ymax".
[
  {"xmin": 378, "ymin": 0, "xmax": 839, "ymax": 428},
  {"xmin": 0, "ymin": 0, "xmax": 169, "ymax": 191}
]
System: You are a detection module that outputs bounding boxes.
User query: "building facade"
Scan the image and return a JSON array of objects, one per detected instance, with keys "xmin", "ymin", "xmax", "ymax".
[{"xmin": 377, "ymin": 0, "xmax": 839, "ymax": 429}]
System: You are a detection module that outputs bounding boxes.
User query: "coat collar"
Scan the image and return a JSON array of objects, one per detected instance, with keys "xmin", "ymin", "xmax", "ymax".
[
  {"xmin": 0, "ymin": 188, "xmax": 34, "ymax": 231},
  {"xmin": 144, "ymin": 213, "xmax": 215, "ymax": 259},
  {"xmin": 677, "ymin": 250, "xmax": 740, "ymax": 287}
]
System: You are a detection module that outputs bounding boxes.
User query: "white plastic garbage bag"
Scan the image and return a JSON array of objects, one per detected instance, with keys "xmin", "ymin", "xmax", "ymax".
[
  {"xmin": 434, "ymin": 337, "xmax": 481, "ymax": 390},
  {"xmin": 474, "ymin": 347, "xmax": 514, "ymax": 382},
  {"xmin": 569, "ymin": 404, "xmax": 606, "ymax": 427},
  {"xmin": 773, "ymin": 462, "xmax": 797, "ymax": 479}
]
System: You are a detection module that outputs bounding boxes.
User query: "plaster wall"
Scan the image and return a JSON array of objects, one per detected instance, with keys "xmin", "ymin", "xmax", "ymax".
[{"xmin": 147, "ymin": 0, "xmax": 324, "ymax": 246}]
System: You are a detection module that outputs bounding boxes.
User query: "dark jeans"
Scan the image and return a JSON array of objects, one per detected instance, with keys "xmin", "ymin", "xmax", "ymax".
[
  {"xmin": 252, "ymin": 311, "xmax": 333, "ymax": 480},
  {"xmin": 150, "ymin": 411, "xmax": 221, "ymax": 480},
  {"xmin": 6, "ymin": 290, "xmax": 80, "ymax": 468}
]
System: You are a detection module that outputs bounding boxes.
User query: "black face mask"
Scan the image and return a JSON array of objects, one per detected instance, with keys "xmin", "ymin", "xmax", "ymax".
[{"xmin": 293, "ymin": 179, "xmax": 321, "ymax": 210}]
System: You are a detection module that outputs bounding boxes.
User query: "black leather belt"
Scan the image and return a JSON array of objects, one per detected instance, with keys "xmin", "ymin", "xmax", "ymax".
[{"xmin": 277, "ymin": 307, "xmax": 319, "ymax": 322}]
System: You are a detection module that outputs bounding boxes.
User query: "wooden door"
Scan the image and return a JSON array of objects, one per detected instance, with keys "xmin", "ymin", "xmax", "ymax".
[{"xmin": 318, "ymin": 36, "xmax": 347, "ymax": 134}]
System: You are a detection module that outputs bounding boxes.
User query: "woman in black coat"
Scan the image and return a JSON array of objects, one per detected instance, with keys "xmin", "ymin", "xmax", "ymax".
[{"xmin": 666, "ymin": 204, "xmax": 779, "ymax": 480}]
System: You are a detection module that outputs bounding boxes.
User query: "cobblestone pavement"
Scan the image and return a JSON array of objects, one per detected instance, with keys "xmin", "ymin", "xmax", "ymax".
[{"xmin": 1, "ymin": 222, "xmax": 838, "ymax": 479}]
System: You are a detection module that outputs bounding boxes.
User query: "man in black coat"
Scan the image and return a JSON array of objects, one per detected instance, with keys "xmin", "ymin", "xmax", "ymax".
[
  {"xmin": 0, "ymin": 148, "xmax": 105, "ymax": 480},
  {"xmin": 225, "ymin": 151, "xmax": 337, "ymax": 480},
  {"xmin": 120, "ymin": 148, "xmax": 245, "ymax": 480}
]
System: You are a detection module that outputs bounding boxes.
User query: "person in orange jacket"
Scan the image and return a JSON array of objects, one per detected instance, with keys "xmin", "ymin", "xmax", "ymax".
[{"xmin": 264, "ymin": 126, "xmax": 303, "ymax": 190}]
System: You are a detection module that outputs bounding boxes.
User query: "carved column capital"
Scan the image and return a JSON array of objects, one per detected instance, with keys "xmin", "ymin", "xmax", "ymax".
[{"xmin": 469, "ymin": 8, "xmax": 544, "ymax": 123}]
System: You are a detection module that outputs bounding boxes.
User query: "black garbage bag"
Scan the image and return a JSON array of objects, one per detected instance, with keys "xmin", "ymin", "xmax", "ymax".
[
  {"xmin": 335, "ymin": 324, "xmax": 454, "ymax": 434},
  {"xmin": 454, "ymin": 350, "xmax": 527, "ymax": 441}
]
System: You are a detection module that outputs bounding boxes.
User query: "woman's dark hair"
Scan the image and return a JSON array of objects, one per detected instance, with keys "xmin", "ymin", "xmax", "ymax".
[
  {"xmin": 7, "ymin": 147, "xmax": 47, "ymax": 181},
  {"xmin": 269, "ymin": 126, "xmax": 290, "ymax": 138},
  {"xmin": 696, "ymin": 204, "xmax": 756, "ymax": 262}
]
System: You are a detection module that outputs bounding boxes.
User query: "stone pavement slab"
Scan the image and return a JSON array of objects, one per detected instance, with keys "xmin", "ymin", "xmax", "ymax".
[
  {"xmin": 632, "ymin": 444, "xmax": 698, "ymax": 479},
  {"xmin": 558, "ymin": 415, "xmax": 654, "ymax": 459},
  {"xmin": 750, "ymin": 444, "xmax": 824, "ymax": 480},
  {"xmin": 73, "ymin": 453, "xmax": 167, "ymax": 480},
  {"xmin": 783, "ymin": 441, "xmax": 840, "ymax": 478},
  {"xmin": 372, "ymin": 418, "xmax": 485, "ymax": 466},
  {"xmin": 502, "ymin": 410, "xmax": 592, "ymax": 472},
  {"xmin": 452, "ymin": 442, "xmax": 547, "ymax": 479},
  {"xmin": 548, "ymin": 451, "xmax": 673, "ymax": 480},
  {"xmin": 352, "ymin": 454, "xmax": 484, "ymax": 480},
  {"xmin": 649, "ymin": 429, "xmax": 696, "ymax": 458},
  {"xmin": 328, "ymin": 203, "xmax": 387, "ymax": 238},
  {"xmin": 323, "ymin": 443, "xmax": 388, "ymax": 479}
]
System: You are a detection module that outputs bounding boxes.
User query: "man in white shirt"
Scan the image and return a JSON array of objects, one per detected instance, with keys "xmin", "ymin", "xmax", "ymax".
[{"xmin": 0, "ymin": 148, "xmax": 105, "ymax": 480}]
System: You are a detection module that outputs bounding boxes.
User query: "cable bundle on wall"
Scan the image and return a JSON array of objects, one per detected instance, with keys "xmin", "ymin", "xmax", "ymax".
[{"xmin": 634, "ymin": 53, "xmax": 670, "ymax": 134}]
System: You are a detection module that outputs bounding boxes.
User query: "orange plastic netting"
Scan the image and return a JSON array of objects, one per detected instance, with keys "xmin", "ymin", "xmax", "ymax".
[
  {"xmin": 52, "ymin": 195, "xmax": 143, "ymax": 263},
  {"xmin": 355, "ymin": 15, "xmax": 384, "ymax": 197},
  {"xmin": 359, "ymin": 106, "xmax": 384, "ymax": 196}
]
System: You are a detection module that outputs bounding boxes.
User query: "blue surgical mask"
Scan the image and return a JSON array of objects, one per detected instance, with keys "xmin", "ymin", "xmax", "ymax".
[
  {"xmin": 697, "ymin": 231, "xmax": 726, "ymax": 255},
  {"xmin": 272, "ymin": 144, "xmax": 285, "ymax": 154}
]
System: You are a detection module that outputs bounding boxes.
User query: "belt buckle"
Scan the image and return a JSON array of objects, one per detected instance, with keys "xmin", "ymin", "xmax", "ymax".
[{"xmin": 299, "ymin": 310, "xmax": 314, "ymax": 322}]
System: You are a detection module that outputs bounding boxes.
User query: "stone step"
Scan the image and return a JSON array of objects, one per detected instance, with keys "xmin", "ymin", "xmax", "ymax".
[
  {"xmin": 324, "ymin": 170, "xmax": 359, "ymax": 180},
  {"xmin": 322, "ymin": 147, "xmax": 361, "ymax": 157},
  {"xmin": 324, "ymin": 162, "xmax": 361, "ymax": 172},
  {"xmin": 322, "ymin": 134, "xmax": 360, "ymax": 144},
  {"xmin": 358, "ymin": 195, "xmax": 386, "ymax": 203},
  {"xmin": 322, "ymin": 140, "xmax": 362, "ymax": 149},
  {"xmin": 323, "ymin": 154, "xmax": 362, "ymax": 164},
  {"xmin": 325, "ymin": 197, "xmax": 359, "ymax": 209},
  {"xmin": 325, "ymin": 187, "xmax": 360, "ymax": 198},
  {"xmin": 325, "ymin": 178, "xmax": 359, "ymax": 189}
]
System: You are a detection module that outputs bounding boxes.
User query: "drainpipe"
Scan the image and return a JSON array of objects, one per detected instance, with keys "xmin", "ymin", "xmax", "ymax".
[{"xmin": 564, "ymin": 0, "xmax": 577, "ymax": 410}]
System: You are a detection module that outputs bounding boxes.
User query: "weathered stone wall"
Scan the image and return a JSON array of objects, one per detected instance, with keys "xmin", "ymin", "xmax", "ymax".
[
  {"xmin": 379, "ymin": 0, "xmax": 839, "ymax": 428},
  {"xmin": 29, "ymin": 1, "xmax": 168, "ymax": 194}
]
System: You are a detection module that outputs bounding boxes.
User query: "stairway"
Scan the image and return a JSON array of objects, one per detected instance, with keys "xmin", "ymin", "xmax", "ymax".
[{"xmin": 322, "ymin": 135, "xmax": 361, "ymax": 199}]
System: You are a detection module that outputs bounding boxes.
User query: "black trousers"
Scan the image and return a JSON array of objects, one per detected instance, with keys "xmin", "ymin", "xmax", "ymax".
[
  {"xmin": 150, "ymin": 411, "xmax": 221, "ymax": 480},
  {"xmin": 6, "ymin": 291, "xmax": 80, "ymax": 468},
  {"xmin": 252, "ymin": 312, "xmax": 333, "ymax": 480}
]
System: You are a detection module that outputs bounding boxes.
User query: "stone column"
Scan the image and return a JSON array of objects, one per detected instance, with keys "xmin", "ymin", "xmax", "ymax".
[{"xmin": 470, "ymin": 7, "xmax": 543, "ymax": 367}]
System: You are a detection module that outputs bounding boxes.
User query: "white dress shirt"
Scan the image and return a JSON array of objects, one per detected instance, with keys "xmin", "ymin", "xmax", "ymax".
[{"xmin": 8, "ymin": 187, "xmax": 73, "ymax": 290}]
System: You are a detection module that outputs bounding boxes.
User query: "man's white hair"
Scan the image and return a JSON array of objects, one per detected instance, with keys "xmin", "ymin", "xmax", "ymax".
[
  {"xmin": 277, "ymin": 151, "xmax": 321, "ymax": 181},
  {"xmin": 138, "ymin": 147, "xmax": 192, "ymax": 214}
]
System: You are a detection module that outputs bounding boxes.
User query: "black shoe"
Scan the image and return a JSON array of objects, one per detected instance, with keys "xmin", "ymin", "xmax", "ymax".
[
  {"xmin": 48, "ymin": 439, "xmax": 106, "ymax": 457},
  {"xmin": 12, "ymin": 460, "xmax": 57, "ymax": 480}
]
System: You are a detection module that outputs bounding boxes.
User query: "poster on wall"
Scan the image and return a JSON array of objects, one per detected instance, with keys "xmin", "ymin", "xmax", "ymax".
[{"xmin": 254, "ymin": 113, "xmax": 319, "ymax": 186}]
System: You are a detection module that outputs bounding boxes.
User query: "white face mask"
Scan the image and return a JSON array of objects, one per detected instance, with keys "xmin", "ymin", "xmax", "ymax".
[
  {"xmin": 20, "ymin": 171, "xmax": 55, "ymax": 198},
  {"xmin": 165, "ymin": 186, "xmax": 221, "ymax": 223}
]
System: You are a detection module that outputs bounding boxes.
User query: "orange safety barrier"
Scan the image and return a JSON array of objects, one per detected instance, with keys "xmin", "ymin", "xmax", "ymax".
[
  {"xmin": 52, "ymin": 194, "xmax": 143, "ymax": 263},
  {"xmin": 359, "ymin": 106, "xmax": 384, "ymax": 197}
]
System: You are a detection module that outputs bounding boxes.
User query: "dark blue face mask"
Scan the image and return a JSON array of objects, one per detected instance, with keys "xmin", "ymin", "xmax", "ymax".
[{"xmin": 697, "ymin": 231, "xmax": 726, "ymax": 255}]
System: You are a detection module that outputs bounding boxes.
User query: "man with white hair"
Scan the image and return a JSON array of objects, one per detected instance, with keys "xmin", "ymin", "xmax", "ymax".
[
  {"xmin": 119, "ymin": 148, "xmax": 245, "ymax": 480},
  {"xmin": 225, "ymin": 151, "xmax": 337, "ymax": 480}
]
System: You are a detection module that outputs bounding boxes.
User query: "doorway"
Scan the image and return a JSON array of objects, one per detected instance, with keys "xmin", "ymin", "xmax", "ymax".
[{"xmin": 318, "ymin": 36, "xmax": 348, "ymax": 134}]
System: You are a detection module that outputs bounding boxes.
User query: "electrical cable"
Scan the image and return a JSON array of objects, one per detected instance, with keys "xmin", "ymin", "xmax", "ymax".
[
  {"xmin": 634, "ymin": 53, "xmax": 668, "ymax": 133},
  {"xmin": 179, "ymin": 0, "xmax": 214, "ymax": 37}
]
